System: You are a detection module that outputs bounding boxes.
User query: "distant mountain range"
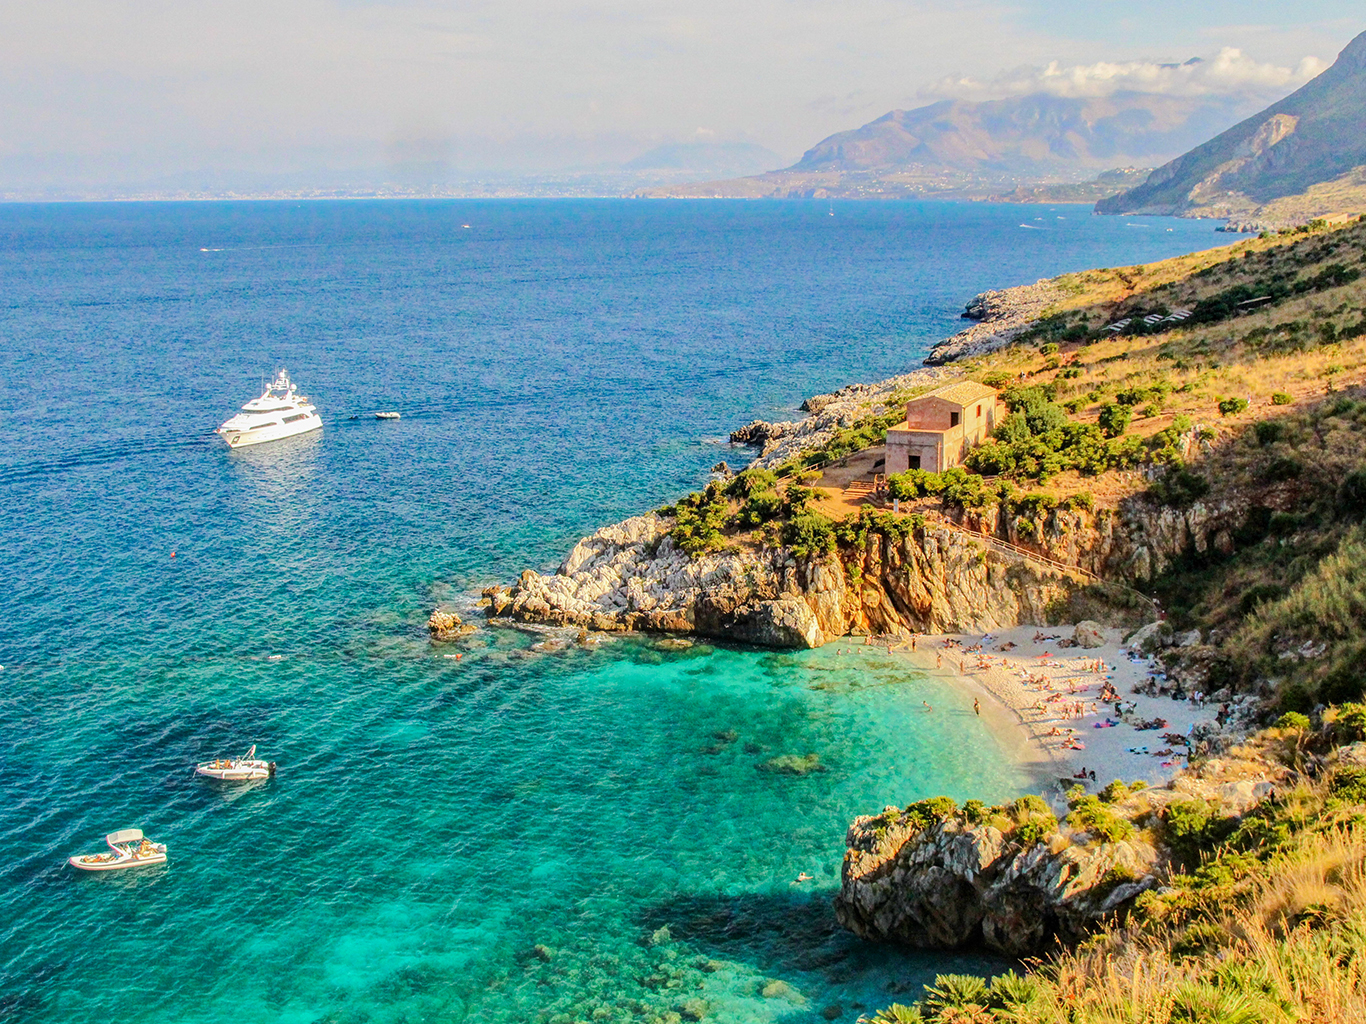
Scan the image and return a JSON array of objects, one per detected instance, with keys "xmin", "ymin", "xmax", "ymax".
[
  {"xmin": 789, "ymin": 89, "xmax": 1253, "ymax": 177},
  {"xmin": 1097, "ymin": 30, "xmax": 1366, "ymax": 226},
  {"xmin": 637, "ymin": 71, "xmax": 1289, "ymax": 201}
]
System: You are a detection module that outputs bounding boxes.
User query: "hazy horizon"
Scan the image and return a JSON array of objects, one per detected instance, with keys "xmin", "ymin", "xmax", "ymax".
[{"xmin": 1, "ymin": 1, "xmax": 1361, "ymax": 197}]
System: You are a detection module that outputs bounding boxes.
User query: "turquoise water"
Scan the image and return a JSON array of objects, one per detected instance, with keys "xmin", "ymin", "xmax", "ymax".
[{"xmin": 0, "ymin": 200, "xmax": 1227, "ymax": 1022}]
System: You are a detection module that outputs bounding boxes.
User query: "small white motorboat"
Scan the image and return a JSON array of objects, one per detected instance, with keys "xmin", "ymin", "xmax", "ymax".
[
  {"xmin": 375, "ymin": 411, "xmax": 401, "ymax": 420},
  {"xmin": 69, "ymin": 829, "xmax": 167, "ymax": 872},
  {"xmin": 195, "ymin": 744, "xmax": 277, "ymax": 781}
]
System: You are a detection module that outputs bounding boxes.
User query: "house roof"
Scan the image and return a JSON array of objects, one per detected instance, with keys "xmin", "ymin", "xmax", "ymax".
[{"xmin": 911, "ymin": 380, "xmax": 999, "ymax": 408}]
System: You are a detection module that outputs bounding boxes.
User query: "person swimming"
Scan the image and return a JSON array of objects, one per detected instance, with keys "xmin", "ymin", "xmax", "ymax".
[{"xmin": 923, "ymin": 701, "xmax": 932, "ymax": 712}]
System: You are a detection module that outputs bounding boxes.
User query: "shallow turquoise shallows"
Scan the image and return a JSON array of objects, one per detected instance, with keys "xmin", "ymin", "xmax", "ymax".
[{"xmin": 0, "ymin": 200, "xmax": 1227, "ymax": 1023}]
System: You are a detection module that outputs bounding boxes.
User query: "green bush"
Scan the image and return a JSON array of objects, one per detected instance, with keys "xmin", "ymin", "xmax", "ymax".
[
  {"xmin": 780, "ymin": 511, "xmax": 836, "ymax": 558},
  {"xmin": 1067, "ymin": 794, "xmax": 1134, "ymax": 843},
  {"xmin": 1330, "ymin": 765, "xmax": 1366, "ymax": 803},
  {"xmin": 1098, "ymin": 403, "xmax": 1132, "ymax": 438},
  {"xmin": 735, "ymin": 490, "xmax": 783, "ymax": 527},
  {"xmin": 1219, "ymin": 396, "xmax": 1250, "ymax": 416},
  {"xmin": 1274, "ymin": 711, "xmax": 1310, "ymax": 730},
  {"xmin": 1099, "ymin": 779, "xmax": 1130, "ymax": 803},
  {"xmin": 1338, "ymin": 470, "xmax": 1366, "ymax": 520},
  {"xmin": 670, "ymin": 491, "xmax": 729, "ymax": 556},
  {"xmin": 1272, "ymin": 391, "xmax": 1293, "ymax": 405},
  {"xmin": 724, "ymin": 467, "xmax": 778, "ymax": 499},
  {"xmin": 987, "ymin": 971, "xmax": 1042, "ymax": 1012},
  {"xmin": 1150, "ymin": 468, "xmax": 1211, "ymax": 507}
]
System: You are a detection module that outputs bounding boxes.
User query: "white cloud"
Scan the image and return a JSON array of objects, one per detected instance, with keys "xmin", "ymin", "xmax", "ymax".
[{"xmin": 920, "ymin": 47, "xmax": 1328, "ymax": 103}]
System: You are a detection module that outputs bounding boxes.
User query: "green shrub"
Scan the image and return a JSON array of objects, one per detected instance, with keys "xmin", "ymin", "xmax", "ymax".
[
  {"xmin": 1150, "ymin": 468, "xmax": 1211, "ymax": 507},
  {"xmin": 780, "ymin": 512, "xmax": 836, "ymax": 558},
  {"xmin": 900, "ymin": 797, "xmax": 958, "ymax": 832},
  {"xmin": 1039, "ymin": 342, "xmax": 1060, "ymax": 355},
  {"xmin": 735, "ymin": 491, "xmax": 783, "ymax": 527},
  {"xmin": 1338, "ymin": 471, "xmax": 1366, "ymax": 520},
  {"xmin": 962, "ymin": 799, "xmax": 987, "ymax": 824},
  {"xmin": 1098, "ymin": 402, "xmax": 1131, "ymax": 438},
  {"xmin": 1335, "ymin": 703, "xmax": 1366, "ymax": 742},
  {"xmin": 1272, "ymin": 391, "xmax": 1293, "ymax": 405},
  {"xmin": 670, "ymin": 492, "xmax": 729, "ymax": 556},
  {"xmin": 1275, "ymin": 712, "xmax": 1310, "ymax": 730},
  {"xmin": 1067, "ymin": 795, "xmax": 1134, "ymax": 842},
  {"xmin": 1330, "ymin": 765, "xmax": 1366, "ymax": 802},
  {"xmin": 724, "ymin": 467, "xmax": 778, "ymax": 499},
  {"xmin": 1219, "ymin": 396, "xmax": 1250, "ymax": 416},
  {"xmin": 1099, "ymin": 779, "xmax": 1130, "ymax": 803}
]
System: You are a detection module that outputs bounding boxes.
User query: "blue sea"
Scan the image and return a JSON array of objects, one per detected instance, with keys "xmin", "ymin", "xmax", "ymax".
[{"xmin": 0, "ymin": 200, "xmax": 1226, "ymax": 1023}]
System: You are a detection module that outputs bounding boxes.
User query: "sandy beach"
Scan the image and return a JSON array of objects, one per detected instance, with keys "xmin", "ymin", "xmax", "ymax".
[{"xmin": 881, "ymin": 623, "xmax": 1215, "ymax": 801}]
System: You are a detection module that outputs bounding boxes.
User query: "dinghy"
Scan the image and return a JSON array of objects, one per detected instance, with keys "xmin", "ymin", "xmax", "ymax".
[
  {"xmin": 69, "ymin": 829, "xmax": 167, "ymax": 871},
  {"xmin": 195, "ymin": 744, "xmax": 276, "ymax": 781}
]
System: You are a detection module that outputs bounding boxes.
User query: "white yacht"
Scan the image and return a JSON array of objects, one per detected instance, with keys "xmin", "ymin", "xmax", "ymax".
[{"xmin": 216, "ymin": 369, "xmax": 322, "ymax": 448}]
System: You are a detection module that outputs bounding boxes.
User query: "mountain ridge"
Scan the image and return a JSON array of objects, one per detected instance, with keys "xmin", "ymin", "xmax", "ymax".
[{"xmin": 1097, "ymin": 29, "xmax": 1366, "ymax": 222}]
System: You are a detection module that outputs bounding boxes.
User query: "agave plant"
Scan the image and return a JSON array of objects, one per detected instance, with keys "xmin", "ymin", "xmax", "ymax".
[
  {"xmin": 922, "ymin": 974, "xmax": 990, "ymax": 1015},
  {"xmin": 987, "ymin": 969, "xmax": 1042, "ymax": 1016},
  {"xmin": 1168, "ymin": 982, "xmax": 1276, "ymax": 1024},
  {"xmin": 859, "ymin": 1003, "xmax": 924, "ymax": 1024}
]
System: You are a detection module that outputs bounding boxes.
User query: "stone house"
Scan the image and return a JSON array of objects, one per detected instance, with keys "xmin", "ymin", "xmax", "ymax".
[{"xmin": 884, "ymin": 381, "xmax": 1002, "ymax": 474}]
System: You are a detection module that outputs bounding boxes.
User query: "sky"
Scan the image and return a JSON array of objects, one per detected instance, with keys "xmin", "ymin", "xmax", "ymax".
[{"xmin": 0, "ymin": 0, "xmax": 1361, "ymax": 191}]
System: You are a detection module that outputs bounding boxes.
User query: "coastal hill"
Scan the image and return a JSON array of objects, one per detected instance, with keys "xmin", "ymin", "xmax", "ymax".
[
  {"xmin": 1097, "ymin": 29, "xmax": 1366, "ymax": 227},
  {"xmin": 466, "ymin": 216, "xmax": 1366, "ymax": 1021},
  {"xmin": 636, "ymin": 81, "xmax": 1275, "ymax": 201}
]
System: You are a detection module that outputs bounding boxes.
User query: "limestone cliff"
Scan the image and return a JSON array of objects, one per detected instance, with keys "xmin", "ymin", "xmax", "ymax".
[
  {"xmin": 492, "ymin": 511, "xmax": 1083, "ymax": 647},
  {"xmin": 835, "ymin": 813, "xmax": 1160, "ymax": 956}
]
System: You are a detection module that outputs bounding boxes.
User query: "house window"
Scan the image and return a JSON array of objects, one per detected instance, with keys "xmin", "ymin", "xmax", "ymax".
[
  {"xmin": 977, "ymin": 404, "xmax": 982, "ymax": 417},
  {"xmin": 950, "ymin": 412, "xmax": 960, "ymax": 427},
  {"xmin": 909, "ymin": 455, "xmax": 921, "ymax": 470}
]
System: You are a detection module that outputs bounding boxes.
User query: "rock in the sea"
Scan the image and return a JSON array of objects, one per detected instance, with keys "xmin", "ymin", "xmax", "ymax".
[
  {"xmin": 1073, "ymin": 620, "xmax": 1106, "ymax": 649},
  {"xmin": 760, "ymin": 753, "xmax": 824, "ymax": 775},
  {"xmin": 729, "ymin": 420, "xmax": 789, "ymax": 445},
  {"xmin": 428, "ymin": 608, "xmax": 477, "ymax": 641},
  {"xmin": 760, "ymin": 979, "xmax": 804, "ymax": 1002}
]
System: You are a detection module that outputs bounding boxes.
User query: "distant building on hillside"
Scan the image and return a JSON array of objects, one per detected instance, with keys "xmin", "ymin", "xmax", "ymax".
[{"xmin": 885, "ymin": 381, "xmax": 1002, "ymax": 474}]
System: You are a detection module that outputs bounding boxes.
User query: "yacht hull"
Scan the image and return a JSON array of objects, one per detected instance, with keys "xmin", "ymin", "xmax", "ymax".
[
  {"xmin": 69, "ymin": 852, "xmax": 168, "ymax": 871},
  {"xmin": 218, "ymin": 418, "xmax": 322, "ymax": 449}
]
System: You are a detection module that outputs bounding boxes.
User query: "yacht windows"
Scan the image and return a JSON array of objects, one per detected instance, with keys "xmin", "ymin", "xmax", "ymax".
[{"xmin": 282, "ymin": 413, "xmax": 309, "ymax": 424}]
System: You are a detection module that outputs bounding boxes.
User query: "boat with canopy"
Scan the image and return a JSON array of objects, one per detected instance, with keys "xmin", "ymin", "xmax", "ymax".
[{"xmin": 69, "ymin": 829, "xmax": 167, "ymax": 871}]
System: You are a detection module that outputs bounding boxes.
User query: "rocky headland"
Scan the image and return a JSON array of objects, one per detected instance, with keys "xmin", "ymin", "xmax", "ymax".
[
  {"xmin": 834, "ymin": 742, "xmax": 1290, "ymax": 956},
  {"xmin": 477, "ymin": 488, "xmax": 1239, "ymax": 650}
]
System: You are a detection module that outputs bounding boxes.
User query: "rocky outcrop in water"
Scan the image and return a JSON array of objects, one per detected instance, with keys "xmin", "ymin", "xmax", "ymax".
[
  {"xmin": 924, "ymin": 279, "xmax": 1065, "ymax": 364},
  {"xmin": 428, "ymin": 608, "xmax": 477, "ymax": 640}
]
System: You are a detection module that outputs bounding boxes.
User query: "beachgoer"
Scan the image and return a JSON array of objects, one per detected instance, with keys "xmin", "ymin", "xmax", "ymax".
[
  {"xmin": 923, "ymin": 701, "xmax": 932, "ymax": 712},
  {"xmin": 936, "ymin": 653, "xmax": 942, "ymax": 668},
  {"xmin": 973, "ymin": 698, "xmax": 980, "ymax": 716}
]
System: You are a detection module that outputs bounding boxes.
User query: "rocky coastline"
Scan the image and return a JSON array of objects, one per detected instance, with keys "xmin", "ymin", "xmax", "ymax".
[
  {"xmin": 429, "ymin": 272, "xmax": 1292, "ymax": 963},
  {"xmin": 835, "ymin": 743, "xmax": 1288, "ymax": 956}
]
